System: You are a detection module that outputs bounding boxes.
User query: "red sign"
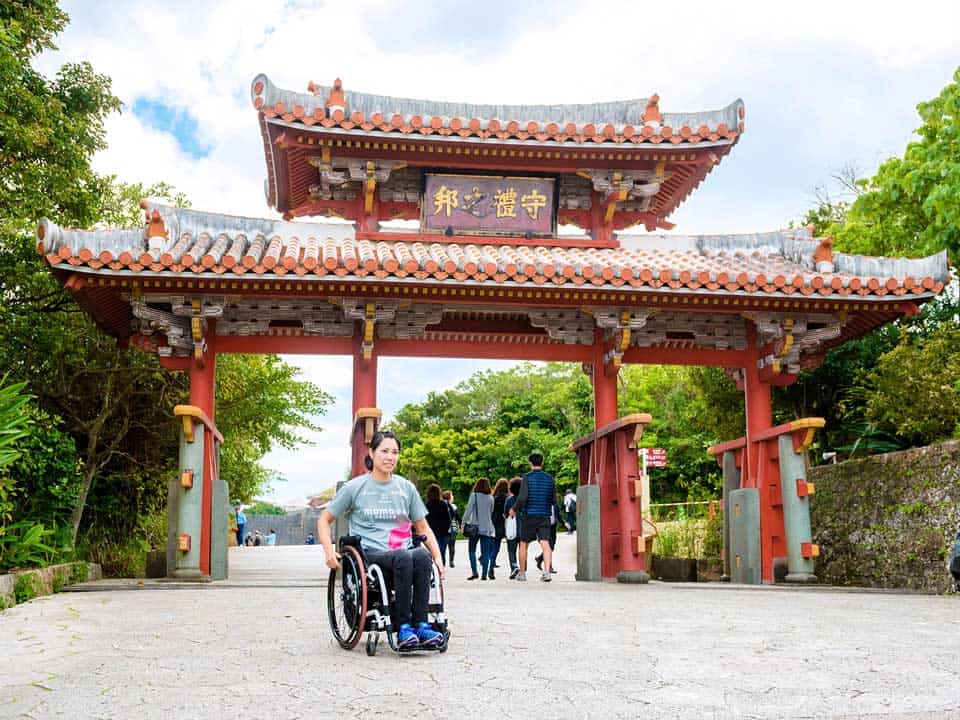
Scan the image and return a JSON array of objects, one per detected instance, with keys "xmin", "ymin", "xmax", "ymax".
[
  {"xmin": 644, "ymin": 448, "xmax": 667, "ymax": 467},
  {"xmin": 422, "ymin": 173, "xmax": 556, "ymax": 237}
]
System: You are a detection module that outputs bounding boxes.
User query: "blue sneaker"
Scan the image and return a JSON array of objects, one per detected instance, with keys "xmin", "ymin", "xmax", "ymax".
[
  {"xmin": 416, "ymin": 622, "xmax": 443, "ymax": 648},
  {"xmin": 397, "ymin": 623, "xmax": 419, "ymax": 649}
]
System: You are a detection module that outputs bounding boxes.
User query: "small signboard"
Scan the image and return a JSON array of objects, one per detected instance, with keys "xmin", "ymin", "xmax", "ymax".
[
  {"xmin": 422, "ymin": 173, "xmax": 556, "ymax": 237},
  {"xmin": 644, "ymin": 448, "xmax": 667, "ymax": 468}
]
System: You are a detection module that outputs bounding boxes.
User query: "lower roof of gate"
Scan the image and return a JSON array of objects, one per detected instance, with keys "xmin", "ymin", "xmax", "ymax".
[{"xmin": 38, "ymin": 203, "xmax": 950, "ymax": 301}]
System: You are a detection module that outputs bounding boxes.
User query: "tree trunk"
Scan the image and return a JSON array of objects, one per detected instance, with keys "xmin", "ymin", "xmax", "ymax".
[{"xmin": 69, "ymin": 457, "xmax": 99, "ymax": 545}]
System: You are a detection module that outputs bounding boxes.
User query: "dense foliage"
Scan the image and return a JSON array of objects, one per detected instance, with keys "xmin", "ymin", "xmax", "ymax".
[
  {"xmin": 0, "ymin": 3, "xmax": 330, "ymax": 573},
  {"xmin": 834, "ymin": 67, "xmax": 960, "ymax": 260},
  {"xmin": 393, "ymin": 363, "xmax": 730, "ymax": 505}
]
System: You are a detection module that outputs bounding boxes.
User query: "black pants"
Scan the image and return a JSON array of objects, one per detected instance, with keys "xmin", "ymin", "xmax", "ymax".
[
  {"xmin": 446, "ymin": 535, "xmax": 456, "ymax": 565},
  {"xmin": 364, "ymin": 546, "xmax": 433, "ymax": 626}
]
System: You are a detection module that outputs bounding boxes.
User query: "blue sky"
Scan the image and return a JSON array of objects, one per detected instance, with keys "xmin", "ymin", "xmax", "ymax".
[{"xmin": 40, "ymin": 0, "xmax": 960, "ymax": 504}]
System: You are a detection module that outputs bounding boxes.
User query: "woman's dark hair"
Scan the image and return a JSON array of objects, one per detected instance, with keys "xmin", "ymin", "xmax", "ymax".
[
  {"xmin": 426, "ymin": 483, "xmax": 441, "ymax": 501},
  {"xmin": 492, "ymin": 478, "xmax": 508, "ymax": 496},
  {"xmin": 509, "ymin": 477, "xmax": 522, "ymax": 496},
  {"xmin": 472, "ymin": 477, "xmax": 491, "ymax": 494},
  {"xmin": 364, "ymin": 430, "xmax": 401, "ymax": 471}
]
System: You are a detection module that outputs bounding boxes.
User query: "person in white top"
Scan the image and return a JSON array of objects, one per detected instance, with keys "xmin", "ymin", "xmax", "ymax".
[{"xmin": 563, "ymin": 489, "xmax": 577, "ymax": 534}]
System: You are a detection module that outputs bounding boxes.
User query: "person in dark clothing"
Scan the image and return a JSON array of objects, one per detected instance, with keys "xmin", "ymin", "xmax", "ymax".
[
  {"xmin": 442, "ymin": 490, "xmax": 461, "ymax": 568},
  {"xmin": 514, "ymin": 452, "xmax": 556, "ymax": 582},
  {"xmin": 424, "ymin": 483, "xmax": 452, "ymax": 564},
  {"xmin": 504, "ymin": 476, "xmax": 522, "ymax": 578},
  {"xmin": 490, "ymin": 478, "xmax": 509, "ymax": 572}
]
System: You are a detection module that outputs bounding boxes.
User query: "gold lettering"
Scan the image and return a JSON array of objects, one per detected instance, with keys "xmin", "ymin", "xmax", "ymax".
[
  {"xmin": 493, "ymin": 187, "xmax": 517, "ymax": 218},
  {"xmin": 433, "ymin": 185, "xmax": 458, "ymax": 217},
  {"xmin": 521, "ymin": 189, "xmax": 547, "ymax": 220}
]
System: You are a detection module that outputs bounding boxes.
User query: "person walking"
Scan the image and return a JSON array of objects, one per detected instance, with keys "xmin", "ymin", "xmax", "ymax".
[
  {"xmin": 463, "ymin": 477, "xmax": 496, "ymax": 580},
  {"xmin": 443, "ymin": 490, "xmax": 461, "ymax": 568},
  {"xmin": 536, "ymin": 496, "xmax": 563, "ymax": 574},
  {"xmin": 424, "ymin": 483, "xmax": 452, "ymax": 564},
  {"xmin": 515, "ymin": 452, "xmax": 556, "ymax": 582},
  {"xmin": 235, "ymin": 506, "xmax": 246, "ymax": 547},
  {"xmin": 490, "ymin": 478, "xmax": 509, "ymax": 573},
  {"xmin": 563, "ymin": 488, "xmax": 577, "ymax": 533},
  {"xmin": 504, "ymin": 477, "xmax": 522, "ymax": 578}
]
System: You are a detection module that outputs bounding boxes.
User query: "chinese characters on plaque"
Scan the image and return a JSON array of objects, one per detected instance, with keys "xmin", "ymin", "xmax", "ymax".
[{"xmin": 422, "ymin": 174, "xmax": 556, "ymax": 236}]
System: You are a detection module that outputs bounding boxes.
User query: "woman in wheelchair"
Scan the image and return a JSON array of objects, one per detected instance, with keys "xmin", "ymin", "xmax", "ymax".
[{"xmin": 318, "ymin": 430, "xmax": 447, "ymax": 651}]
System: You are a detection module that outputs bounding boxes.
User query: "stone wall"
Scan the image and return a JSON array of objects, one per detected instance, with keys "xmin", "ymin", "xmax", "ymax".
[
  {"xmin": 810, "ymin": 440, "xmax": 960, "ymax": 593},
  {"xmin": 243, "ymin": 508, "xmax": 324, "ymax": 545}
]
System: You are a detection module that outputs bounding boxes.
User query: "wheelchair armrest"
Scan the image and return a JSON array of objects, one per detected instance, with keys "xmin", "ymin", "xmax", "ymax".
[{"xmin": 412, "ymin": 534, "xmax": 428, "ymax": 548}]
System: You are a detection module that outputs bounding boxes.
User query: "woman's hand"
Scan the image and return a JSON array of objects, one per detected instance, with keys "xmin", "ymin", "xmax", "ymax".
[
  {"xmin": 434, "ymin": 556, "xmax": 445, "ymax": 580},
  {"xmin": 324, "ymin": 549, "xmax": 341, "ymax": 570}
]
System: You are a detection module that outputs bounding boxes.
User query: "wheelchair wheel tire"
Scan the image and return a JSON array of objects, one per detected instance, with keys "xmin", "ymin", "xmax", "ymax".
[
  {"xmin": 328, "ymin": 544, "xmax": 367, "ymax": 650},
  {"xmin": 365, "ymin": 633, "xmax": 378, "ymax": 656}
]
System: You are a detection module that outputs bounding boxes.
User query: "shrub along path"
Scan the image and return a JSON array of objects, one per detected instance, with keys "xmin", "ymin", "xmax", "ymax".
[{"xmin": 1, "ymin": 536, "xmax": 958, "ymax": 719}]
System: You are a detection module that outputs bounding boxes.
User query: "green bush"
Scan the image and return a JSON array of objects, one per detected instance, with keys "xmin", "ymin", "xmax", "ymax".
[
  {"xmin": 0, "ymin": 520, "xmax": 59, "ymax": 571},
  {"xmin": 69, "ymin": 561, "xmax": 89, "ymax": 585},
  {"xmin": 78, "ymin": 528, "xmax": 147, "ymax": 578},
  {"xmin": 701, "ymin": 512, "xmax": 724, "ymax": 562},
  {"xmin": 14, "ymin": 572, "xmax": 41, "ymax": 603},
  {"xmin": 5, "ymin": 406, "xmax": 81, "ymax": 527},
  {"xmin": 139, "ymin": 510, "xmax": 167, "ymax": 550},
  {"xmin": 653, "ymin": 516, "xmax": 722, "ymax": 560},
  {"xmin": 51, "ymin": 567, "xmax": 69, "ymax": 593}
]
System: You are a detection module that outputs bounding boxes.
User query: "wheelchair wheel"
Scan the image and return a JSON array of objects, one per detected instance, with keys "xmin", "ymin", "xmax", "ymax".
[
  {"xmin": 328, "ymin": 544, "xmax": 367, "ymax": 650},
  {"xmin": 365, "ymin": 633, "xmax": 379, "ymax": 656}
]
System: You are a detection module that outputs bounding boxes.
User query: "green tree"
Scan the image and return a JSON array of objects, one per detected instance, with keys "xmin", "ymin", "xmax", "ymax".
[
  {"xmin": 860, "ymin": 323, "xmax": 960, "ymax": 445},
  {"xmin": 244, "ymin": 500, "xmax": 286, "ymax": 516},
  {"xmin": 836, "ymin": 66, "xmax": 960, "ymax": 260},
  {"xmin": 0, "ymin": 1, "xmax": 120, "ymax": 234},
  {"xmin": 216, "ymin": 354, "xmax": 332, "ymax": 503}
]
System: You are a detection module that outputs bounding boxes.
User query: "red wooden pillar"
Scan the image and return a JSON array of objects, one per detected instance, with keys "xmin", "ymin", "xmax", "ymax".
[
  {"xmin": 189, "ymin": 320, "xmax": 217, "ymax": 577},
  {"xmin": 592, "ymin": 332, "xmax": 618, "ymax": 429},
  {"xmin": 351, "ymin": 332, "xmax": 378, "ymax": 478},
  {"xmin": 743, "ymin": 322, "xmax": 772, "ymax": 483},
  {"xmin": 743, "ymin": 322, "xmax": 781, "ymax": 582}
]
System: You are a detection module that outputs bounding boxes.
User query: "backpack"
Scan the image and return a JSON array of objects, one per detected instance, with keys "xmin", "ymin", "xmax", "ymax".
[{"xmin": 447, "ymin": 501, "xmax": 460, "ymax": 534}]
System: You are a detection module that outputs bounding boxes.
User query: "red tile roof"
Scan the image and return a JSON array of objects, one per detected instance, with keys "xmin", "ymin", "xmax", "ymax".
[
  {"xmin": 251, "ymin": 74, "xmax": 745, "ymax": 148},
  {"xmin": 37, "ymin": 206, "xmax": 950, "ymax": 301}
]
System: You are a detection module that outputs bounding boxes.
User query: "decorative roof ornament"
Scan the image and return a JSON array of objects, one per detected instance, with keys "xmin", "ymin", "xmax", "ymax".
[
  {"xmin": 325, "ymin": 78, "xmax": 346, "ymax": 118},
  {"xmin": 813, "ymin": 237, "xmax": 835, "ymax": 273},
  {"xmin": 642, "ymin": 93, "xmax": 662, "ymax": 127}
]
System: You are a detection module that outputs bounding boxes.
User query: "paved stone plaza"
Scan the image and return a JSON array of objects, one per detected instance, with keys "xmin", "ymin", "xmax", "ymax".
[{"xmin": 1, "ymin": 535, "xmax": 958, "ymax": 719}]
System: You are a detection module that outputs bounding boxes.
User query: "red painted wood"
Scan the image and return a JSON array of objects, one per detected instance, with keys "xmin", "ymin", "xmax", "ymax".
[
  {"xmin": 189, "ymin": 325, "xmax": 217, "ymax": 578},
  {"xmin": 354, "ymin": 231, "xmax": 620, "ymax": 250},
  {"xmin": 351, "ymin": 331, "xmax": 378, "ymax": 477},
  {"xmin": 215, "ymin": 335, "xmax": 355, "ymax": 355},
  {"xmin": 621, "ymin": 346, "xmax": 750, "ymax": 367},
  {"xmin": 593, "ymin": 334, "xmax": 618, "ymax": 429},
  {"xmin": 743, "ymin": 323, "xmax": 778, "ymax": 583},
  {"xmin": 373, "ymin": 338, "xmax": 594, "ymax": 362}
]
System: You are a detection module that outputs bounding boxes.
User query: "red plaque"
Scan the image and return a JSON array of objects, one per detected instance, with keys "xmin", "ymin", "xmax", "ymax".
[
  {"xmin": 644, "ymin": 448, "xmax": 667, "ymax": 468},
  {"xmin": 422, "ymin": 173, "xmax": 556, "ymax": 237}
]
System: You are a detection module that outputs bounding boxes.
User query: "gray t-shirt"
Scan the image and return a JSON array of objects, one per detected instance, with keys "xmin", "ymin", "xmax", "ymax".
[{"xmin": 326, "ymin": 473, "xmax": 427, "ymax": 552}]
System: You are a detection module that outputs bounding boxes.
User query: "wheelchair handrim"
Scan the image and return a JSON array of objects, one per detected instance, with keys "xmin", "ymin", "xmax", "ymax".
[{"xmin": 327, "ymin": 545, "xmax": 367, "ymax": 650}]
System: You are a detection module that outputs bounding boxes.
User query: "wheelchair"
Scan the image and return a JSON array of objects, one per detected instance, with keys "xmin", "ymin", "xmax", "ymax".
[{"xmin": 327, "ymin": 535, "xmax": 450, "ymax": 656}]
